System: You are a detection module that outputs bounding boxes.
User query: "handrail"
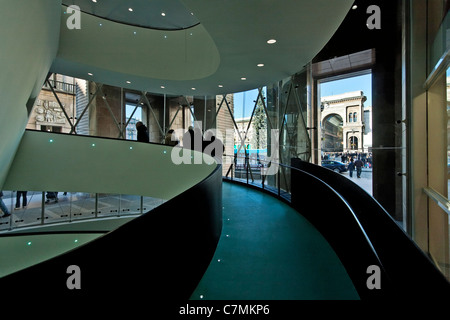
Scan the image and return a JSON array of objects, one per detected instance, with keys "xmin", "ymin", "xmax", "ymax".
[
  {"xmin": 290, "ymin": 158, "xmax": 450, "ymax": 298},
  {"xmin": 423, "ymin": 187, "xmax": 450, "ymax": 216}
]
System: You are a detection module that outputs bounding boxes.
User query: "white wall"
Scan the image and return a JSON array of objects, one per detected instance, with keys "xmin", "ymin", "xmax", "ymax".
[{"xmin": 0, "ymin": 0, "xmax": 62, "ymax": 188}]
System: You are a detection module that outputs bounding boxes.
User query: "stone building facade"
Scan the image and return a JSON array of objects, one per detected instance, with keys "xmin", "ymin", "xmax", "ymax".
[{"xmin": 320, "ymin": 90, "xmax": 369, "ymax": 153}]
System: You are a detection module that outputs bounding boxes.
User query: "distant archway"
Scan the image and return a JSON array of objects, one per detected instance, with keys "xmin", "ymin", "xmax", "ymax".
[{"xmin": 322, "ymin": 114, "xmax": 343, "ymax": 152}]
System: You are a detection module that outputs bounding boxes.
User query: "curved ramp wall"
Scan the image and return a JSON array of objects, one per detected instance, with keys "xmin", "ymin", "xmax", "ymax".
[
  {"xmin": 4, "ymin": 130, "xmax": 215, "ymax": 200},
  {"xmin": 0, "ymin": 131, "xmax": 222, "ymax": 300}
]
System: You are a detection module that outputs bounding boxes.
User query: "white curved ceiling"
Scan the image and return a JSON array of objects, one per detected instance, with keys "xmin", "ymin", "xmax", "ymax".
[{"xmin": 51, "ymin": 0, "xmax": 354, "ymax": 96}]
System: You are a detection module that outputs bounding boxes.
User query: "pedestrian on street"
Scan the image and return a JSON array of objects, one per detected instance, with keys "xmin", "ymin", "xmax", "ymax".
[
  {"xmin": 348, "ymin": 158, "xmax": 355, "ymax": 178},
  {"xmin": 354, "ymin": 158, "xmax": 364, "ymax": 178}
]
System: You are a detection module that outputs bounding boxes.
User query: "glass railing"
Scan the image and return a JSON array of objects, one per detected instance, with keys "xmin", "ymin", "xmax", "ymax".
[{"xmin": 0, "ymin": 190, "xmax": 166, "ymax": 232}]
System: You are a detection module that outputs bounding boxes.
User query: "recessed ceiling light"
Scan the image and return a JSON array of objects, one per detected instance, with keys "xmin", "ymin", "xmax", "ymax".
[
  {"xmin": 160, "ymin": 85, "xmax": 165, "ymax": 89},
  {"xmin": 92, "ymin": 0, "xmax": 97, "ymax": 3},
  {"xmin": 128, "ymin": 8, "xmax": 133, "ymax": 12},
  {"xmin": 88, "ymin": 72, "xmax": 93, "ymax": 76},
  {"xmin": 352, "ymin": 5, "xmax": 358, "ymax": 9},
  {"xmin": 257, "ymin": 63, "xmax": 264, "ymax": 67},
  {"xmin": 241, "ymin": 77, "xmax": 247, "ymax": 80},
  {"xmin": 191, "ymin": 87, "xmax": 196, "ymax": 90},
  {"xmin": 126, "ymin": 81, "xmax": 131, "ymax": 84},
  {"xmin": 267, "ymin": 39, "xmax": 277, "ymax": 44},
  {"xmin": 218, "ymin": 84, "xmax": 223, "ymax": 88},
  {"xmin": 133, "ymin": 31, "xmax": 137, "ymax": 35},
  {"xmin": 161, "ymin": 12, "xmax": 166, "ymax": 16}
]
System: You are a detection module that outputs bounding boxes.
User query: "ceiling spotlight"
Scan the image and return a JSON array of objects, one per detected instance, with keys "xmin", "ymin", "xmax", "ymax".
[
  {"xmin": 160, "ymin": 85, "xmax": 165, "ymax": 89},
  {"xmin": 257, "ymin": 63, "xmax": 264, "ymax": 67},
  {"xmin": 218, "ymin": 84, "xmax": 223, "ymax": 88},
  {"xmin": 88, "ymin": 72, "xmax": 93, "ymax": 76},
  {"xmin": 128, "ymin": 8, "xmax": 133, "ymax": 12},
  {"xmin": 126, "ymin": 80, "xmax": 131, "ymax": 84},
  {"xmin": 92, "ymin": 0, "xmax": 97, "ymax": 3},
  {"xmin": 191, "ymin": 87, "xmax": 196, "ymax": 90},
  {"xmin": 267, "ymin": 39, "xmax": 277, "ymax": 44},
  {"xmin": 241, "ymin": 77, "xmax": 247, "ymax": 80},
  {"xmin": 352, "ymin": 5, "xmax": 358, "ymax": 9},
  {"xmin": 161, "ymin": 12, "xmax": 166, "ymax": 16}
]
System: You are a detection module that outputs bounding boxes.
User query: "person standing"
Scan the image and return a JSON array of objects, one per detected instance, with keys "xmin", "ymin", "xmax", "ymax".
[
  {"xmin": 15, "ymin": 191, "xmax": 28, "ymax": 209},
  {"xmin": 136, "ymin": 121, "xmax": 149, "ymax": 143},
  {"xmin": 354, "ymin": 158, "xmax": 364, "ymax": 178},
  {"xmin": 348, "ymin": 158, "xmax": 355, "ymax": 178}
]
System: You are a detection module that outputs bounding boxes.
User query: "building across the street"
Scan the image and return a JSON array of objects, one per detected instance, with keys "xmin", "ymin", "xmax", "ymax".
[{"xmin": 320, "ymin": 90, "xmax": 372, "ymax": 153}]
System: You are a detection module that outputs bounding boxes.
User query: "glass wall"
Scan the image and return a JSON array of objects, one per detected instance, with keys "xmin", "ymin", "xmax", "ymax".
[
  {"xmin": 0, "ymin": 190, "xmax": 165, "ymax": 232},
  {"xmin": 410, "ymin": 0, "xmax": 450, "ymax": 280}
]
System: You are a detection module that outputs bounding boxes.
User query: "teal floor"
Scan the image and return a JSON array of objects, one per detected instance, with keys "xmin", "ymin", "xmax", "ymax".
[{"xmin": 191, "ymin": 181, "xmax": 359, "ymax": 300}]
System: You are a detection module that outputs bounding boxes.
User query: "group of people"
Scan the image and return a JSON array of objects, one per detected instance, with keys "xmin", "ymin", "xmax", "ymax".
[
  {"xmin": 347, "ymin": 158, "xmax": 365, "ymax": 178},
  {"xmin": 322, "ymin": 151, "xmax": 373, "ymax": 168},
  {"xmin": 135, "ymin": 122, "xmax": 223, "ymax": 157},
  {"xmin": 0, "ymin": 190, "xmax": 69, "ymax": 218}
]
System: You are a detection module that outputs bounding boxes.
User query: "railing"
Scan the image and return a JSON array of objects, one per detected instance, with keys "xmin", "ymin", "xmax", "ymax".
[
  {"xmin": 42, "ymin": 79, "xmax": 75, "ymax": 94},
  {"xmin": 221, "ymin": 153, "xmax": 450, "ymax": 299},
  {"xmin": 0, "ymin": 190, "xmax": 165, "ymax": 232},
  {"xmin": 222, "ymin": 153, "xmax": 292, "ymax": 201}
]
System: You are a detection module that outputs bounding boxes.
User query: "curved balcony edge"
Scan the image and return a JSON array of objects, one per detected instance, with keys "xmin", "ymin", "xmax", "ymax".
[{"xmin": 0, "ymin": 163, "xmax": 223, "ymax": 301}]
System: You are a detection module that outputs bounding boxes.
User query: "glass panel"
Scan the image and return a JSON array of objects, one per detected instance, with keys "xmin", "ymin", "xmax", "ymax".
[
  {"xmin": 0, "ymin": 190, "xmax": 166, "ymax": 232},
  {"xmin": 429, "ymin": 10, "xmax": 450, "ymax": 74},
  {"xmin": 97, "ymin": 193, "xmax": 121, "ymax": 218},
  {"xmin": 68, "ymin": 192, "xmax": 97, "ymax": 220},
  {"xmin": 119, "ymin": 194, "xmax": 142, "ymax": 215}
]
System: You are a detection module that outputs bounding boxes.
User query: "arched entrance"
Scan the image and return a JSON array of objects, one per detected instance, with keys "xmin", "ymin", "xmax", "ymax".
[
  {"xmin": 322, "ymin": 114, "xmax": 343, "ymax": 152},
  {"xmin": 349, "ymin": 136, "xmax": 358, "ymax": 150}
]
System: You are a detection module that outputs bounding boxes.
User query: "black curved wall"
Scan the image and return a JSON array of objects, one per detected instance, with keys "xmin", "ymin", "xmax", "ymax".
[
  {"xmin": 291, "ymin": 158, "xmax": 450, "ymax": 299},
  {"xmin": 0, "ymin": 164, "xmax": 223, "ymax": 302}
]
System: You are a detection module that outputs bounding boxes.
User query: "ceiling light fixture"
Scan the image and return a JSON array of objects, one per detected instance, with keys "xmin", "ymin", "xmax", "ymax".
[
  {"xmin": 241, "ymin": 77, "xmax": 247, "ymax": 80},
  {"xmin": 88, "ymin": 72, "xmax": 93, "ymax": 76},
  {"xmin": 218, "ymin": 84, "xmax": 223, "ymax": 88},
  {"xmin": 92, "ymin": 0, "xmax": 97, "ymax": 3},
  {"xmin": 128, "ymin": 8, "xmax": 133, "ymax": 12},
  {"xmin": 161, "ymin": 12, "xmax": 166, "ymax": 16},
  {"xmin": 352, "ymin": 5, "xmax": 358, "ymax": 9},
  {"xmin": 161, "ymin": 85, "xmax": 165, "ymax": 89},
  {"xmin": 257, "ymin": 63, "xmax": 264, "ymax": 67},
  {"xmin": 267, "ymin": 39, "xmax": 277, "ymax": 44},
  {"xmin": 191, "ymin": 87, "xmax": 196, "ymax": 90},
  {"xmin": 126, "ymin": 81, "xmax": 131, "ymax": 84}
]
